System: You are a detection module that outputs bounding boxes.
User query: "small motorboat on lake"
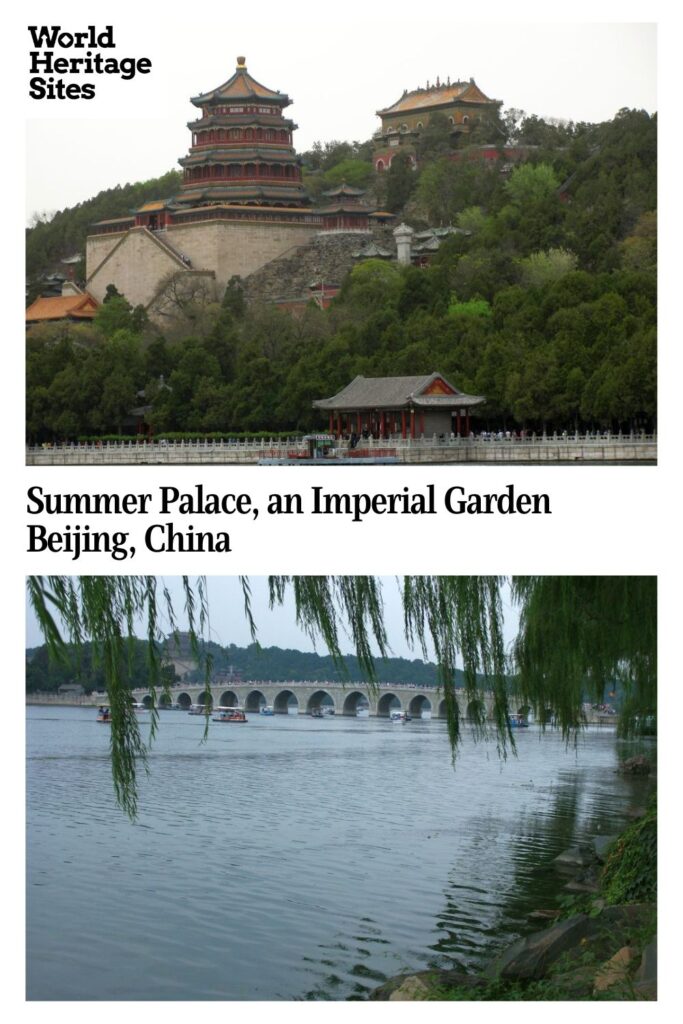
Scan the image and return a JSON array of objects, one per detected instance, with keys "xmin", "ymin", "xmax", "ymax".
[
  {"xmin": 212, "ymin": 708, "xmax": 247, "ymax": 723},
  {"xmin": 188, "ymin": 704, "xmax": 209, "ymax": 715},
  {"xmin": 508, "ymin": 714, "xmax": 529, "ymax": 728},
  {"xmin": 259, "ymin": 706, "xmax": 274, "ymax": 716},
  {"xmin": 96, "ymin": 707, "xmax": 111, "ymax": 723},
  {"xmin": 390, "ymin": 709, "xmax": 410, "ymax": 723}
]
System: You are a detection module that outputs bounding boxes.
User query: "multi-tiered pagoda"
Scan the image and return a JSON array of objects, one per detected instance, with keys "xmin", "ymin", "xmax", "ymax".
[
  {"xmin": 177, "ymin": 56, "xmax": 309, "ymax": 208},
  {"xmin": 86, "ymin": 58, "xmax": 374, "ymax": 313}
]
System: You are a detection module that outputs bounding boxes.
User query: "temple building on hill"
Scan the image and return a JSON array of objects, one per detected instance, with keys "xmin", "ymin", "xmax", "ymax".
[
  {"xmin": 373, "ymin": 77, "xmax": 501, "ymax": 172},
  {"xmin": 316, "ymin": 183, "xmax": 373, "ymax": 233},
  {"xmin": 313, "ymin": 372, "xmax": 485, "ymax": 439},
  {"xmin": 86, "ymin": 58, "xmax": 327, "ymax": 313}
]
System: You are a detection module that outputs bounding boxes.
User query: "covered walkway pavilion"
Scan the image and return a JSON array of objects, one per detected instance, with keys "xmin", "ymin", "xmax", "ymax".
[{"xmin": 313, "ymin": 372, "xmax": 485, "ymax": 439}]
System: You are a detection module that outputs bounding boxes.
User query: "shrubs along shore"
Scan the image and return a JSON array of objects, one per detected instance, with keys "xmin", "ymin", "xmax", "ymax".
[{"xmin": 371, "ymin": 774, "xmax": 656, "ymax": 1001}]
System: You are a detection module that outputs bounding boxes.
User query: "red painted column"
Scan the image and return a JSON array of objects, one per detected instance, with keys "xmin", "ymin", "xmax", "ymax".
[
  {"xmin": 402, "ymin": 411, "xmax": 407, "ymax": 439},
  {"xmin": 465, "ymin": 412, "xmax": 470, "ymax": 436},
  {"xmin": 336, "ymin": 413, "xmax": 342, "ymax": 438},
  {"xmin": 419, "ymin": 413, "xmax": 424, "ymax": 436},
  {"xmin": 357, "ymin": 412, "xmax": 361, "ymax": 434},
  {"xmin": 329, "ymin": 412, "xmax": 333, "ymax": 434},
  {"xmin": 410, "ymin": 409, "xmax": 416, "ymax": 439},
  {"xmin": 380, "ymin": 411, "xmax": 386, "ymax": 437}
]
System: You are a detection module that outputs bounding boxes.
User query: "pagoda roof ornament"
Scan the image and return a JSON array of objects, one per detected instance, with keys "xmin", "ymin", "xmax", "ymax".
[{"xmin": 191, "ymin": 58, "xmax": 290, "ymax": 108}]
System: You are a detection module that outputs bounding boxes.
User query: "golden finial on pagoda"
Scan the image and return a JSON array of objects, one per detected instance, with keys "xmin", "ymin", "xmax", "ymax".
[{"xmin": 236, "ymin": 56, "xmax": 246, "ymax": 69}]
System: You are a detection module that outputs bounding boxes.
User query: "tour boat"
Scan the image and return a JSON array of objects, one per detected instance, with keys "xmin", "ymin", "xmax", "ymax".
[
  {"xmin": 131, "ymin": 702, "xmax": 149, "ymax": 712},
  {"xmin": 96, "ymin": 707, "xmax": 111, "ymax": 723},
  {"xmin": 390, "ymin": 709, "xmax": 410, "ymax": 723},
  {"xmin": 259, "ymin": 706, "xmax": 274, "ymax": 716},
  {"xmin": 356, "ymin": 707, "xmax": 370, "ymax": 718},
  {"xmin": 508, "ymin": 714, "xmax": 529, "ymax": 728},
  {"xmin": 311, "ymin": 706, "xmax": 335, "ymax": 718},
  {"xmin": 212, "ymin": 708, "xmax": 247, "ymax": 723},
  {"xmin": 188, "ymin": 704, "xmax": 209, "ymax": 715}
]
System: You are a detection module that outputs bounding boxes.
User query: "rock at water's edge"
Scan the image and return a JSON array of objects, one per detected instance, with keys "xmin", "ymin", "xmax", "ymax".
[
  {"xmin": 370, "ymin": 969, "xmax": 488, "ymax": 1001},
  {"xmin": 553, "ymin": 846, "xmax": 596, "ymax": 870},
  {"xmin": 592, "ymin": 835, "xmax": 620, "ymax": 862},
  {"xmin": 593, "ymin": 945, "xmax": 638, "ymax": 994},
  {"xmin": 619, "ymin": 755, "xmax": 652, "ymax": 775},
  {"xmin": 484, "ymin": 914, "xmax": 594, "ymax": 981},
  {"xmin": 484, "ymin": 903, "xmax": 655, "ymax": 983}
]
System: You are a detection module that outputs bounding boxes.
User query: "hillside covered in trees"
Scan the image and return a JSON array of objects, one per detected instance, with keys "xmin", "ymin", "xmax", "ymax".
[
  {"xmin": 26, "ymin": 639, "xmax": 443, "ymax": 693},
  {"xmin": 26, "ymin": 108, "xmax": 656, "ymax": 438},
  {"xmin": 26, "ymin": 170, "xmax": 183, "ymax": 287}
]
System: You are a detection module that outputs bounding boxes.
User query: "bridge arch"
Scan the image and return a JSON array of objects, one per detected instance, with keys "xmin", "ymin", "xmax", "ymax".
[
  {"xmin": 342, "ymin": 690, "xmax": 370, "ymax": 716},
  {"xmin": 377, "ymin": 692, "xmax": 401, "ymax": 717},
  {"xmin": 176, "ymin": 692, "xmax": 192, "ymax": 709},
  {"xmin": 157, "ymin": 693, "xmax": 173, "ymax": 708},
  {"xmin": 306, "ymin": 690, "xmax": 335, "ymax": 715},
  {"xmin": 138, "ymin": 693, "xmax": 153, "ymax": 709},
  {"xmin": 274, "ymin": 689, "xmax": 299, "ymax": 715},
  {"xmin": 219, "ymin": 690, "xmax": 239, "ymax": 708},
  {"xmin": 408, "ymin": 694, "xmax": 432, "ymax": 719},
  {"xmin": 196, "ymin": 690, "xmax": 213, "ymax": 708},
  {"xmin": 245, "ymin": 689, "xmax": 267, "ymax": 712},
  {"xmin": 466, "ymin": 699, "xmax": 486, "ymax": 725}
]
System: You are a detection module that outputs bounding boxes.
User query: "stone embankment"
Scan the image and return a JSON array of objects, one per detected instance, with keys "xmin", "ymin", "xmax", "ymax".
[
  {"xmin": 27, "ymin": 694, "xmax": 101, "ymax": 707},
  {"xmin": 26, "ymin": 435, "xmax": 657, "ymax": 466}
]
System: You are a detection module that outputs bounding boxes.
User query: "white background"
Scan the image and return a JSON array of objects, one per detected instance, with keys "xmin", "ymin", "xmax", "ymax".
[{"xmin": 7, "ymin": 1, "xmax": 680, "ymax": 1022}]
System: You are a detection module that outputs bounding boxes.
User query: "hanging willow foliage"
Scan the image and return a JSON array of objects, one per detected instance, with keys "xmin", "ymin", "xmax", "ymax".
[
  {"xmin": 27, "ymin": 575, "xmax": 212, "ymax": 818},
  {"xmin": 510, "ymin": 576, "xmax": 657, "ymax": 739},
  {"xmin": 27, "ymin": 575, "xmax": 656, "ymax": 818}
]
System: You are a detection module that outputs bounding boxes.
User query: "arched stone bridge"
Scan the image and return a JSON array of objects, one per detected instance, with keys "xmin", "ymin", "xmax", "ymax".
[{"xmin": 128, "ymin": 681, "xmax": 507, "ymax": 719}]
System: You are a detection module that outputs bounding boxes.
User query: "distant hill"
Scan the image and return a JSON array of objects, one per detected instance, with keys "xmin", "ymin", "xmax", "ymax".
[
  {"xmin": 194, "ymin": 641, "xmax": 449, "ymax": 687},
  {"xmin": 25, "ymin": 639, "xmax": 461, "ymax": 693}
]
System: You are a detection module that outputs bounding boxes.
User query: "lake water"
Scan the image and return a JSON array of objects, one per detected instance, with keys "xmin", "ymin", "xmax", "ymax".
[{"xmin": 26, "ymin": 705, "xmax": 654, "ymax": 1000}]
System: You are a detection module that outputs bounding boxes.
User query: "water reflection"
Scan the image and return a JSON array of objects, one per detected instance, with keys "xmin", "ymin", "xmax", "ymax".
[{"xmin": 27, "ymin": 708, "xmax": 654, "ymax": 1001}]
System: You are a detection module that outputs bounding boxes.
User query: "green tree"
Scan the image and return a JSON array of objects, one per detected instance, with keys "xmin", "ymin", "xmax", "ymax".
[
  {"xmin": 385, "ymin": 151, "xmax": 417, "ymax": 212},
  {"xmin": 505, "ymin": 163, "xmax": 559, "ymax": 206},
  {"xmin": 620, "ymin": 211, "xmax": 657, "ymax": 273},
  {"xmin": 320, "ymin": 159, "xmax": 374, "ymax": 190},
  {"xmin": 518, "ymin": 249, "xmax": 579, "ymax": 288},
  {"xmin": 94, "ymin": 295, "xmax": 144, "ymax": 339},
  {"xmin": 415, "ymin": 112, "xmax": 453, "ymax": 162}
]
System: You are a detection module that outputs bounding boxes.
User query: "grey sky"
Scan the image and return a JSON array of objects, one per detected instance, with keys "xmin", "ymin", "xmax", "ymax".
[
  {"xmin": 26, "ymin": 19, "xmax": 656, "ymax": 219},
  {"xmin": 25, "ymin": 577, "xmax": 521, "ymax": 665}
]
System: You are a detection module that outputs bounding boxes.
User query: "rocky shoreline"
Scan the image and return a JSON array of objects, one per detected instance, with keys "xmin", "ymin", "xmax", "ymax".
[{"xmin": 371, "ymin": 758, "xmax": 656, "ymax": 1002}]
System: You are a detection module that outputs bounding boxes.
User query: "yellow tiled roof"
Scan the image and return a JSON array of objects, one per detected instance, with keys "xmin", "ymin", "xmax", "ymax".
[
  {"xmin": 136, "ymin": 200, "xmax": 166, "ymax": 212},
  {"xmin": 378, "ymin": 81, "xmax": 496, "ymax": 116},
  {"xmin": 26, "ymin": 294, "xmax": 98, "ymax": 322}
]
